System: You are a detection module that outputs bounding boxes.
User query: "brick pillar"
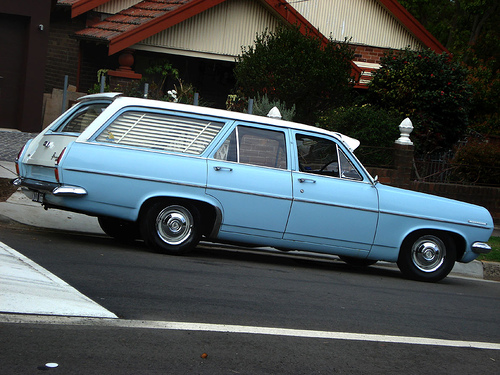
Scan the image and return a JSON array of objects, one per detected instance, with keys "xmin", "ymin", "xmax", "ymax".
[
  {"xmin": 393, "ymin": 118, "xmax": 415, "ymax": 189},
  {"xmin": 393, "ymin": 144, "xmax": 414, "ymax": 189},
  {"xmin": 108, "ymin": 49, "xmax": 142, "ymax": 92}
]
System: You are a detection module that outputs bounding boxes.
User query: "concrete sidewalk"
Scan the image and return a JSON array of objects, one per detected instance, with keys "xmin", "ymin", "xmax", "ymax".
[
  {"xmin": 1, "ymin": 161, "xmax": 116, "ymax": 317},
  {"xmin": 0, "ymin": 241, "xmax": 117, "ymax": 318}
]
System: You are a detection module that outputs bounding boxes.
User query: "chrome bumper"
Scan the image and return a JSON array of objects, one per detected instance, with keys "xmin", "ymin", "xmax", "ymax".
[
  {"xmin": 12, "ymin": 178, "xmax": 87, "ymax": 197},
  {"xmin": 472, "ymin": 242, "xmax": 491, "ymax": 254}
]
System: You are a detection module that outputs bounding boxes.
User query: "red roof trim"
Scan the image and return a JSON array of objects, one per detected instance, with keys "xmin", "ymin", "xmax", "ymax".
[
  {"xmin": 262, "ymin": 0, "xmax": 362, "ymax": 84},
  {"xmin": 379, "ymin": 0, "xmax": 448, "ymax": 53},
  {"xmin": 58, "ymin": 0, "xmax": 111, "ymax": 18},
  {"xmin": 107, "ymin": 0, "xmax": 226, "ymax": 55}
]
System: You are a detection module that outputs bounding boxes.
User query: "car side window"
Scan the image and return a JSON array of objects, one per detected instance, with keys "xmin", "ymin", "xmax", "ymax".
[
  {"xmin": 214, "ymin": 125, "xmax": 287, "ymax": 169},
  {"xmin": 296, "ymin": 133, "xmax": 362, "ymax": 180},
  {"xmin": 95, "ymin": 110, "xmax": 224, "ymax": 155}
]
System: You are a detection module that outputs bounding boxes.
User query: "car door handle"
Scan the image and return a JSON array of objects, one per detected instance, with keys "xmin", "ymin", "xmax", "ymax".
[
  {"xmin": 298, "ymin": 178, "xmax": 316, "ymax": 183},
  {"xmin": 214, "ymin": 166, "xmax": 233, "ymax": 172}
]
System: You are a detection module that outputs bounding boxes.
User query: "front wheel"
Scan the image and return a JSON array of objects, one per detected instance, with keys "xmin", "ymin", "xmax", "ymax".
[
  {"xmin": 397, "ymin": 233, "xmax": 456, "ymax": 282},
  {"xmin": 141, "ymin": 201, "xmax": 201, "ymax": 255}
]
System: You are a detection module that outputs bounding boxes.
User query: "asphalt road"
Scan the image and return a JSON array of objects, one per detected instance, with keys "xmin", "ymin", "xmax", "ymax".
[{"xmin": 1, "ymin": 221, "xmax": 499, "ymax": 374}]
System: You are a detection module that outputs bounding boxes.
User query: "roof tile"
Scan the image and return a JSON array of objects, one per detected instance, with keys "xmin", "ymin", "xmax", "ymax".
[{"xmin": 74, "ymin": 0, "xmax": 192, "ymax": 44}]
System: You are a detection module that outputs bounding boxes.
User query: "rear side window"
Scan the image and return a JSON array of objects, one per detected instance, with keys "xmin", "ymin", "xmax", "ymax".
[
  {"xmin": 55, "ymin": 103, "xmax": 109, "ymax": 133},
  {"xmin": 214, "ymin": 125, "xmax": 287, "ymax": 169},
  {"xmin": 96, "ymin": 111, "xmax": 224, "ymax": 155}
]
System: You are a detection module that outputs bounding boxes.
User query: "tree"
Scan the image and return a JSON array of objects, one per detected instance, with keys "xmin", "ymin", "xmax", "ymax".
[
  {"xmin": 399, "ymin": 0, "xmax": 499, "ymax": 65},
  {"xmin": 234, "ymin": 26, "xmax": 355, "ymax": 124},
  {"xmin": 369, "ymin": 48, "xmax": 472, "ymax": 155},
  {"xmin": 399, "ymin": 0, "xmax": 499, "ymax": 138}
]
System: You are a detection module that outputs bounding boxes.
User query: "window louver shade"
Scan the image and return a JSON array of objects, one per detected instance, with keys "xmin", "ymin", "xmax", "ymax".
[{"xmin": 96, "ymin": 111, "xmax": 224, "ymax": 155}]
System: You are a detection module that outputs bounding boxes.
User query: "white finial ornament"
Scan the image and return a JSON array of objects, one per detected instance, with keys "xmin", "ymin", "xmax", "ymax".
[
  {"xmin": 267, "ymin": 107, "xmax": 282, "ymax": 119},
  {"xmin": 395, "ymin": 118, "xmax": 414, "ymax": 145}
]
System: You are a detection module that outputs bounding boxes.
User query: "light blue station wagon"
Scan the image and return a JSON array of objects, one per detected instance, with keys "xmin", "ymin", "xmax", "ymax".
[{"xmin": 15, "ymin": 94, "xmax": 493, "ymax": 282}]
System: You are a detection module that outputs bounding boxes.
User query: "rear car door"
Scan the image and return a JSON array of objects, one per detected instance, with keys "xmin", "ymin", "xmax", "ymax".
[{"xmin": 206, "ymin": 123, "xmax": 293, "ymax": 241}]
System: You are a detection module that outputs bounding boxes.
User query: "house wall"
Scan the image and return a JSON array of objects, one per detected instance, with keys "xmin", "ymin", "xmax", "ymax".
[
  {"xmin": 45, "ymin": 9, "xmax": 85, "ymax": 93},
  {"xmin": 136, "ymin": 0, "xmax": 282, "ymax": 61},
  {"xmin": 0, "ymin": 0, "xmax": 53, "ymax": 132},
  {"xmin": 292, "ymin": 0, "xmax": 424, "ymax": 50}
]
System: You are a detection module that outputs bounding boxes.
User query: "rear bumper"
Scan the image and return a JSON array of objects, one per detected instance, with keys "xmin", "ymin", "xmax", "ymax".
[{"xmin": 12, "ymin": 178, "xmax": 87, "ymax": 197}]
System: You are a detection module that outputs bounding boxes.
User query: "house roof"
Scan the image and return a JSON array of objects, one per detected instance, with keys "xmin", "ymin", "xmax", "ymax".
[
  {"xmin": 63, "ymin": 0, "xmax": 446, "ymax": 55},
  {"xmin": 59, "ymin": 0, "xmax": 446, "ymax": 88}
]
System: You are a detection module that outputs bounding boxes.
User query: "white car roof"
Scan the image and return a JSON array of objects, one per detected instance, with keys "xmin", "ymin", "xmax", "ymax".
[{"xmin": 83, "ymin": 95, "xmax": 360, "ymax": 151}]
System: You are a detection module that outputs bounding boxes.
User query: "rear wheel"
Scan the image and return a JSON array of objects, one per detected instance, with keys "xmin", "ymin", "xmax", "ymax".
[
  {"xmin": 397, "ymin": 233, "xmax": 456, "ymax": 282},
  {"xmin": 98, "ymin": 216, "xmax": 140, "ymax": 243},
  {"xmin": 141, "ymin": 201, "xmax": 201, "ymax": 255}
]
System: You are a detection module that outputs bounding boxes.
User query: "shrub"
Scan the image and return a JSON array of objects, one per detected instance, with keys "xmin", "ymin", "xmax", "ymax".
[
  {"xmin": 318, "ymin": 105, "xmax": 401, "ymax": 166},
  {"xmin": 449, "ymin": 140, "xmax": 500, "ymax": 185},
  {"xmin": 369, "ymin": 48, "xmax": 472, "ymax": 156},
  {"xmin": 234, "ymin": 26, "xmax": 355, "ymax": 125}
]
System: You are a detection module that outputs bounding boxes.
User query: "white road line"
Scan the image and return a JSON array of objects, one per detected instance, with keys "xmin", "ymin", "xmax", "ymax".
[{"xmin": 1, "ymin": 313, "xmax": 499, "ymax": 351}]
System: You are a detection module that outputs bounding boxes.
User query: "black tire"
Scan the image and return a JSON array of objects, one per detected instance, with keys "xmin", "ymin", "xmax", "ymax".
[
  {"xmin": 98, "ymin": 216, "xmax": 140, "ymax": 243},
  {"xmin": 141, "ymin": 201, "xmax": 201, "ymax": 255},
  {"xmin": 339, "ymin": 255, "xmax": 377, "ymax": 267},
  {"xmin": 397, "ymin": 232, "xmax": 456, "ymax": 282}
]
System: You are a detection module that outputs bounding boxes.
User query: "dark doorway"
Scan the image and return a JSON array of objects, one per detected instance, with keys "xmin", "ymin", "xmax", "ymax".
[{"xmin": 0, "ymin": 13, "xmax": 28, "ymax": 129}]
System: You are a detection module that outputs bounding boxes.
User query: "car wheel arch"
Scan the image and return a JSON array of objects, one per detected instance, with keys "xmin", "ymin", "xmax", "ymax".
[
  {"xmin": 400, "ymin": 229, "xmax": 466, "ymax": 261},
  {"xmin": 138, "ymin": 196, "xmax": 221, "ymax": 239}
]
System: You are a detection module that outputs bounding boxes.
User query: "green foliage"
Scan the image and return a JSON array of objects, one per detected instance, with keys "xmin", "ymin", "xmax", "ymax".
[
  {"xmin": 234, "ymin": 26, "xmax": 355, "ymax": 125},
  {"xmin": 477, "ymin": 236, "xmax": 500, "ymax": 262},
  {"xmin": 398, "ymin": 0, "xmax": 499, "ymax": 138},
  {"xmin": 113, "ymin": 59, "xmax": 199, "ymax": 105},
  {"xmin": 317, "ymin": 105, "xmax": 401, "ymax": 166},
  {"xmin": 369, "ymin": 48, "xmax": 472, "ymax": 155},
  {"xmin": 467, "ymin": 58, "xmax": 500, "ymax": 136},
  {"xmin": 88, "ymin": 69, "xmax": 110, "ymax": 94},
  {"xmin": 449, "ymin": 140, "xmax": 500, "ymax": 185},
  {"xmin": 250, "ymin": 94, "xmax": 295, "ymax": 121}
]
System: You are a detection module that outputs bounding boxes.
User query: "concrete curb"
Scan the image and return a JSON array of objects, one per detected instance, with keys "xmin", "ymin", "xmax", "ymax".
[{"xmin": 0, "ymin": 241, "xmax": 117, "ymax": 318}]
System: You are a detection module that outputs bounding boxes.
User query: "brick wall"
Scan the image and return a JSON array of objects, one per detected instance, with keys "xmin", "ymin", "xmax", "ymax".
[
  {"xmin": 352, "ymin": 45, "xmax": 391, "ymax": 64},
  {"xmin": 45, "ymin": 10, "xmax": 85, "ymax": 93},
  {"xmin": 409, "ymin": 181, "xmax": 500, "ymax": 223},
  {"xmin": 367, "ymin": 164, "xmax": 500, "ymax": 224}
]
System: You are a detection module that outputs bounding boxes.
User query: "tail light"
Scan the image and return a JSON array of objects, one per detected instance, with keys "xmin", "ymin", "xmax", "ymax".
[
  {"xmin": 15, "ymin": 146, "xmax": 25, "ymax": 176},
  {"xmin": 54, "ymin": 147, "xmax": 66, "ymax": 183}
]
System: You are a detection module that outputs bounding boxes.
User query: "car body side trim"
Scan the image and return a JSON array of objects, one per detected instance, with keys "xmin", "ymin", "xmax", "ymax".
[{"xmin": 379, "ymin": 209, "xmax": 492, "ymax": 230}]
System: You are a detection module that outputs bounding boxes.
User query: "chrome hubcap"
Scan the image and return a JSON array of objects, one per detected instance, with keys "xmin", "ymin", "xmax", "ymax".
[
  {"xmin": 156, "ymin": 206, "xmax": 193, "ymax": 245},
  {"xmin": 411, "ymin": 236, "xmax": 446, "ymax": 273}
]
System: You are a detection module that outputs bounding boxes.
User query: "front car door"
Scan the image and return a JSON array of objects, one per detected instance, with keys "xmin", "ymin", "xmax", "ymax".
[
  {"xmin": 284, "ymin": 132, "xmax": 379, "ymax": 258},
  {"xmin": 206, "ymin": 123, "xmax": 293, "ymax": 242}
]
